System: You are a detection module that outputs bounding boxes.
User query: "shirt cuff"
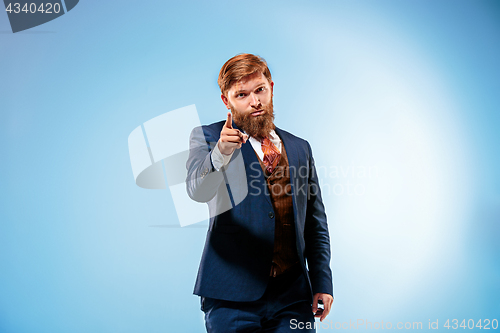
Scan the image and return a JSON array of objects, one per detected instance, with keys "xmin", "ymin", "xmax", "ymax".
[{"xmin": 211, "ymin": 141, "xmax": 234, "ymax": 171}]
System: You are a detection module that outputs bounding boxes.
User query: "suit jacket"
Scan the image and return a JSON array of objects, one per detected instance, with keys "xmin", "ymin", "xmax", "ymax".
[{"xmin": 186, "ymin": 120, "xmax": 333, "ymax": 302}]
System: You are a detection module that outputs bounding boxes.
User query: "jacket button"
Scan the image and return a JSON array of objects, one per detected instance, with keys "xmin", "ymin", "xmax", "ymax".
[{"xmin": 268, "ymin": 212, "xmax": 274, "ymax": 219}]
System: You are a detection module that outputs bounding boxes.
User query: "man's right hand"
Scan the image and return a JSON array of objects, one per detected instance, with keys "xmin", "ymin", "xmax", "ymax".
[{"xmin": 218, "ymin": 112, "xmax": 248, "ymax": 155}]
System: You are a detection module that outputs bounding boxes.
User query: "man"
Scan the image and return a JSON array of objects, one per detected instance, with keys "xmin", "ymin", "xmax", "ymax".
[{"xmin": 186, "ymin": 53, "xmax": 333, "ymax": 332}]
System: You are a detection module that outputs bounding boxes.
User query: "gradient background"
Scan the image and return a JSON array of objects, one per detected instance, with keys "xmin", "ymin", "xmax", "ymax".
[{"xmin": 1, "ymin": 0, "xmax": 499, "ymax": 332}]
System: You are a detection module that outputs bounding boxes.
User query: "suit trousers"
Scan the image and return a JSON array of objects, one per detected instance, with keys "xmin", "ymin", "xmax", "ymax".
[{"xmin": 201, "ymin": 265, "xmax": 315, "ymax": 332}]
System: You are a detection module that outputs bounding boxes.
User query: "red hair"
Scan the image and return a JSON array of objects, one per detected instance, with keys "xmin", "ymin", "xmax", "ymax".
[{"xmin": 218, "ymin": 53, "xmax": 272, "ymax": 96}]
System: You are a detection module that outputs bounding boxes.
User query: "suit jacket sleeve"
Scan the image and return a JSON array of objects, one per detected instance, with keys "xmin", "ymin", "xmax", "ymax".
[
  {"xmin": 303, "ymin": 141, "xmax": 334, "ymax": 297},
  {"xmin": 185, "ymin": 125, "xmax": 225, "ymax": 203}
]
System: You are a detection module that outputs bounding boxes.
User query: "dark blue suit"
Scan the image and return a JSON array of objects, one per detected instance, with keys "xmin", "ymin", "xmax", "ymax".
[{"xmin": 186, "ymin": 120, "xmax": 333, "ymax": 305}]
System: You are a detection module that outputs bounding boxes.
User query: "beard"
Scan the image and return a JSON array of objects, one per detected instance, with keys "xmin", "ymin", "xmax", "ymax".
[{"xmin": 230, "ymin": 97, "xmax": 275, "ymax": 140}]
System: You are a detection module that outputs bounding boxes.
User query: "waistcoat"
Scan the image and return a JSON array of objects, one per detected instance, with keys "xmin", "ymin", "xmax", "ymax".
[{"xmin": 255, "ymin": 142, "xmax": 300, "ymax": 277}]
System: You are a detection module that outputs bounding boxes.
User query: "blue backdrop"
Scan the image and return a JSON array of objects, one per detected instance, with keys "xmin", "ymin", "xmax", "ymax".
[{"xmin": 1, "ymin": 0, "xmax": 499, "ymax": 332}]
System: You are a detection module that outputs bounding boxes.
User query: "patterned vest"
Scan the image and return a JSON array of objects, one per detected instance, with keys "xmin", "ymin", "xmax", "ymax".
[{"xmin": 255, "ymin": 142, "xmax": 300, "ymax": 277}]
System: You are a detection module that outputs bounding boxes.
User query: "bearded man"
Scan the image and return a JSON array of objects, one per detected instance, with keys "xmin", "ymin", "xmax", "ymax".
[{"xmin": 186, "ymin": 53, "xmax": 333, "ymax": 332}]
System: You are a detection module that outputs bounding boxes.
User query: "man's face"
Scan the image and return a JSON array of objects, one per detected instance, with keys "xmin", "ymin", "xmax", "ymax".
[{"xmin": 221, "ymin": 72, "xmax": 275, "ymax": 140}]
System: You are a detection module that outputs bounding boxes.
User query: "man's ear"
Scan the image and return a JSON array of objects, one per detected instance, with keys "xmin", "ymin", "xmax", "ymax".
[
  {"xmin": 221, "ymin": 94, "xmax": 230, "ymax": 109},
  {"xmin": 270, "ymin": 81, "xmax": 274, "ymax": 95}
]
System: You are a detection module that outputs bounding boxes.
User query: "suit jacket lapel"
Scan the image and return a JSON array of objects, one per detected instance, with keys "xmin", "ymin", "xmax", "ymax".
[
  {"xmin": 274, "ymin": 127, "xmax": 300, "ymax": 225},
  {"xmin": 274, "ymin": 127, "xmax": 299, "ymax": 178}
]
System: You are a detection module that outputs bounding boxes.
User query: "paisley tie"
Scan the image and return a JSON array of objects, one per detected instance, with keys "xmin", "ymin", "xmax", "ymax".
[{"xmin": 261, "ymin": 137, "xmax": 281, "ymax": 174}]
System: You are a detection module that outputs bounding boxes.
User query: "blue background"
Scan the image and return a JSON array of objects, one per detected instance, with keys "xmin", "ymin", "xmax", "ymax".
[{"xmin": 1, "ymin": 0, "xmax": 499, "ymax": 332}]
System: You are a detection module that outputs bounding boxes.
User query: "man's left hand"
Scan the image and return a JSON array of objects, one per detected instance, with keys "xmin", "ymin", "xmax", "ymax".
[{"xmin": 312, "ymin": 293, "xmax": 333, "ymax": 322}]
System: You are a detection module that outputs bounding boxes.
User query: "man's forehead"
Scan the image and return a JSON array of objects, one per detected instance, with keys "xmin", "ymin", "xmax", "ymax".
[{"xmin": 231, "ymin": 72, "xmax": 268, "ymax": 91}]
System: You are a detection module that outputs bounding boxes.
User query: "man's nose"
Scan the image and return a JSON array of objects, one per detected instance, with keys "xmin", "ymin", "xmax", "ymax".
[{"xmin": 249, "ymin": 93, "xmax": 260, "ymax": 107}]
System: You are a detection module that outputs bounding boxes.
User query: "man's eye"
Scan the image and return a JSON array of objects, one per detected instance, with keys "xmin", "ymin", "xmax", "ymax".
[
  {"xmin": 256, "ymin": 87, "xmax": 264, "ymax": 92},
  {"xmin": 237, "ymin": 93, "xmax": 246, "ymax": 97}
]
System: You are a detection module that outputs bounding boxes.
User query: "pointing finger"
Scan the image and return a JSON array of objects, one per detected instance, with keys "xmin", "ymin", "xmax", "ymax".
[{"xmin": 225, "ymin": 112, "xmax": 233, "ymax": 129}]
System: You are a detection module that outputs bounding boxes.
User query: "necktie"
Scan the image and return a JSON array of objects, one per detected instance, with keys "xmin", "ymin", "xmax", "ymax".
[{"xmin": 261, "ymin": 137, "xmax": 280, "ymax": 174}]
